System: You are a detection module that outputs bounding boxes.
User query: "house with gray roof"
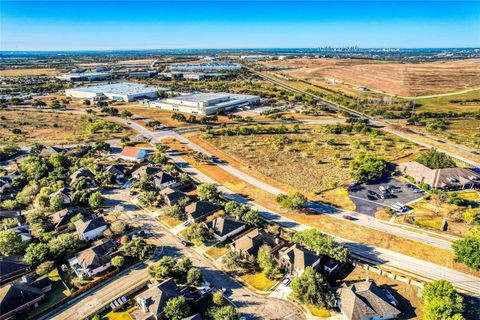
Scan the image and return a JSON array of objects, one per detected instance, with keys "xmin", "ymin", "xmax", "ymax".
[
  {"xmin": 0, "ymin": 283, "xmax": 45, "ymax": 320},
  {"xmin": 135, "ymin": 278, "xmax": 195, "ymax": 320},
  {"xmin": 49, "ymin": 207, "xmax": 87, "ymax": 232},
  {"xmin": 74, "ymin": 217, "xmax": 108, "ymax": 241},
  {"xmin": 160, "ymin": 187, "xmax": 187, "ymax": 207},
  {"xmin": 205, "ymin": 215, "xmax": 246, "ymax": 242},
  {"xmin": 338, "ymin": 280, "xmax": 400, "ymax": 320},
  {"xmin": 231, "ymin": 228, "xmax": 284, "ymax": 258},
  {"xmin": 186, "ymin": 201, "xmax": 221, "ymax": 223}
]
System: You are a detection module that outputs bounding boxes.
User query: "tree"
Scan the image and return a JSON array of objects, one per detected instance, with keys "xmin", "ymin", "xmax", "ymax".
[
  {"xmin": 0, "ymin": 230, "xmax": 24, "ymax": 255},
  {"xmin": 463, "ymin": 209, "xmax": 480, "ymax": 225},
  {"xmin": 16, "ymin": 183, "xmax": 41, "ymax": 205},
  {"xmin": 88, "ymin": 191, "xmax": 104, "ymax": 209},
  {"xmin": 149, "ymin": 256, "xmax": 177, "ymax": 279},
  {"xmin": 257, "ymin": 245, "xmax": 275, "ymax": 276},
  {"xmin": 49, "ymin": 195, "xmax": 65, "ymax": 212},
  {"xmin": 48, "ymin": 233, "xmax": 82, "ymax": 258},
  {"xmin": 120, "ymin": 110, "xmax": 133, "ymax": 117},
  {"xmin": 276, "ymin": 192, "xmax": 307, "ymax": 210},
  {"xmin": 422, "ymin": 280, "xmax": 464, "ymax": 320},
  {"xmin": 242, "ymin": 209, "xmax": 261, "ymax": 226},
  {"xmin": 290, "ymin": 267, "xmax": 334, "ymax": 308},
  {"xmin": 163, "ymin": 296, "xmax": 190, "ymax": 320},
  {"xmin": 292, "ymin": 229, "xmax": 349, "ymax": 262},
  {"xmin": 212, "ymin": 291, "xmax": 224, "ymax": 306},
  {"xmin": 187, "ymin": 267, "xmax": 202, "ymax": 285},
  {"xmin": 111, "ymin": 255, "xmax": 125, "ymax": 268},
  {"xmin": 452, "ymin": 225, "xmax": 480, "ymax": 271},
  {"xmin": 417, "ymin": 149, "xmax": 457, "ymax": 169},
  {"xmin": 121, "ymin": 237, "xmax": 151, "ymax": 260},
  {"xmin": 207, "ymin": 305, "xmax": 239, "ymax": 320},
  {"xmin": 24, "ymin": 242, "xmax": 50, "ymax": 265},
  {"xmin": 0, "ymin": 217, "xmax": 19, "ymax": 230},
  {"xmin": 35, "ymin": 261, "xmax": 55, "ymax": 276},
  {"xmin": 163, "ymin": 205, "xmax": 183, "ymax": 220},
  {"xmin": 183, "ymin": 223, "xmax": 211, "ymax": 243},
  {"xmin": 1, "ymin": 199, "xmax": 19, "ymax": 210},
  {"xmin": 350, "ymin": 152, "xmax": 387, "ymax": 182},
  {"xmin": 197, "ymin": 183, "xmax": 220, "ymax": 202},
  {"xmin": 110, "ymin": 221, "xmax": 126, "ymax": 234}
]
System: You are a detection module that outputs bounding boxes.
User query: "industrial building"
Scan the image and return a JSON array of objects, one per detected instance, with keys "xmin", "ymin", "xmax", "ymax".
[
  {"xmin": 149, "ymin": 92, "xmax": 260, "ymax": 115},
  {"xmin": 128, "ymin": 70, "xmax": 157, "ymax": 78},
  {"xmin": 169, "ymin": 62, "xmax": 241, "ymax": 72},
  {"xmin": 65, "ymin": 82, "xmax": 158, "ymax": 102},
  {"xmin": 57, "ymin": 72, "xmax": 111, "ymax": 82}
]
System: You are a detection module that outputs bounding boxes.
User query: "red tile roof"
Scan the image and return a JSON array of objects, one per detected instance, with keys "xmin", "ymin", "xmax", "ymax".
[{"xmin": 119, "ymin": 146, "xmax": 142, "ymax": 158}]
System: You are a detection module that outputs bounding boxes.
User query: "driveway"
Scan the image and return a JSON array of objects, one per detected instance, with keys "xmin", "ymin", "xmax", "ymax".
[{"xmin": 349, "ymin": 178, "xmax": 424, "ymax": 215}]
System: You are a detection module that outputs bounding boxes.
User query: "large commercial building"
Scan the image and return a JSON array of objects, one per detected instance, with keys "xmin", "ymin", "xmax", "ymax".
[
  {"xmin": 65, "ymin": 82, "xmax": 158, "ymax": 102},
  {"xmin": 57, "ymin": 72, "xmax": 111, "ymax": 82},
  {"xmin": 169, "ymin": 62, "xmax": 241, "ymax": 72},
  {"xmin": 149, "ymin": 92, "xmax": 260, "ymax": 115}
]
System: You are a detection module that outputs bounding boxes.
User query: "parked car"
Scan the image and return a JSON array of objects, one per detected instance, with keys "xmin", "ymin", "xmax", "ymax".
[
  {"xmin": 181, "ymin": 240, "xmax": 193, "ymax": 247},
  {"xmin": 342, "ymin": 214, "xmax": 354, "ymax": 220},
  {"xmin": 282, "ymin": 278, "xmax": 291, "ymax": 285}
]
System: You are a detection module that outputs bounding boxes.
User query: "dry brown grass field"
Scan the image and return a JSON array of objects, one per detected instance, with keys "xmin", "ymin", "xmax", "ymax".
[
  {"xmin": 161, "ymin": 137, "xmax": 480, "ymax": 277},
  {"xmin": 204, "ymin": 125, "xmax": 424, "ymax": 194},
  {"xmin": 395, "ymin": 119, "xmax": 480, "ymax": 150},
  {"xmin": 0, "ymin": 110, "xmax": 131, "ymax": 145},
  {"xmin": 0, "ymin": 68, "xmax": 59, "ymax": 76},
  {"xmin": 261, "ymin": 58, "xmax": 480, "ymax": 96}
]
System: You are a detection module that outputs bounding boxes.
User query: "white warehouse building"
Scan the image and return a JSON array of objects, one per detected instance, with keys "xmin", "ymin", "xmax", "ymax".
[
  {"xmin": 65, "ymin": 82, "xmax": 158, "ymax": 102},
  {"xmin": 149, "ymin": 92, "xmax": 260, "ymax": 115}
]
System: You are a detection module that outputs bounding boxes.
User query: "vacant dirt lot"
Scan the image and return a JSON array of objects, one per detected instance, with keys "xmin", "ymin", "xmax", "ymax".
[
  {"xmin": 261, "ymin": 58, "xmax": 480, "ymax": 96},
  {"xmin": 204, "ymin": 125, "xmax": 423, "ymax": 195},
  {"xmin": 0, "ymin": 110, "xmax": 131, "ymax": 145},
  {"xmin": 0, "ymin": 68, "xmax": 59, "ymax": 76}
]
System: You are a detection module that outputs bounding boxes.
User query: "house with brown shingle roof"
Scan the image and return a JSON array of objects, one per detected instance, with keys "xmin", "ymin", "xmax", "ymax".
[
  {"xmin": 278, "ymin": 244, "xmax": 322, "ymax": 276},
  {"xmin": 49, "ymin": 207, "xmax": 87, "ymax": 232},
  {"xmin": 398, "ymin": 162, "xmax": 480, "ymax": 189},
  {"xmin": 68, "ymin": 239, "xmax": 116, "ymax": 280},
  {"xmin": 160, "ymin": 187, "xmax": 187, "ymax": 206},
  {"xmin": 231, "ymin": 228, "xmax": 284, "ymax": 258},
  {"xmin": 338, "ymin": 280, "xmax": 400, "ymax": 320}
]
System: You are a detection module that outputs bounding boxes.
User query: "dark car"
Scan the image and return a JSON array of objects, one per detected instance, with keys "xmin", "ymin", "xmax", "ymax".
[
  {"xmin": 367, "ymin": 194, "xmax": 377, "ymax": 200},
  {"xmin": 342, "ymin": 214, "xmax": 354, "ymax": 220},
  {"xmin": 181, "ymin": 240, "xmax": 193, "ymax": 247},
  {"xmin": 367, "ymin": 190, "xmax": 377, "ymax": 196}
]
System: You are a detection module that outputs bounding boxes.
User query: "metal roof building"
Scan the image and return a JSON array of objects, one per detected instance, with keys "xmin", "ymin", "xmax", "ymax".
[{"xmin": 65, "ymin": 82, "xmax": 158, "ymax": 102}]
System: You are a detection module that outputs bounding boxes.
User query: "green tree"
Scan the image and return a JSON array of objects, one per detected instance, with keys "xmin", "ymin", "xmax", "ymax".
[
  {"xmin": 49, "ymin": 195, "xmax": 65, "ymax": 212},
  {"xmin": 187, "ymin": 267, "xmax": 202, "ymax": 285},
  {"xmin": 350, "ymin": 152, "xmax": 387, "ymax": 182},
  {"xmin": 110, "ymin": 220, "xmax": 126, "ymax": 234},
  {"xmin": 242, "ymin": 209, "xmax": 261, "ymax": 226},
  {"xmin": 163, "ymin": 205, "xmax": 183, "ymax": 220},
  {"xmin": 48, "ymin": 233, "xmax": 82, "ymax": 258},
  {"xmin": 24, "ymin": 242, "xmax": 50, "ymax": 265},
  {"xmin": 452, "ymin": 225, "xmax": 480, "ymax": 271},
  {"xmin": 163, "ymin": 296, "xmax": 190, "ymax": 320},
  {"xmin": 88, "ymin": 191, "xmax": 104, "ymax": 209},
  {"xmin": 149, "ymin": 256, "xmax": 177, "ymax": 279},
  {"xmin": 463, "ymin": 209, "xmax": 480, "ymax": 225},
  {"xmin": 121, "ymin": 237, "xmax": 151, "ymax": 260},
  {"xmin": 35, "ymin": 261, "xmax": 55, "ymax": 276},
  {"xmin": 183, "ymin": 223, "xmax": 212, "ymax": 243},
  {"xmin": 0, "ymin": 230, "xmax": 24, "ymax": 255},
  {"xmin": 292, "ymin": 229, "xmax": 349, "ymax": 262},
  {"xmin": 111, "ymin": 255, "xmax": 125, "ymax": 268},
  {"xmin": 276, "ymin": 192, "xmax": 307, "ymax": 210},
  {"xmin": 197, "ymin": 183, "xmax": 220, "ymax": 202},
  {"xmin": 290, "ymin": 267, "xmax": 334, "ymax": 308},
  {"xmin": 212, "ymin": 291, "xmax": 224, "ymax": 306},
  {"xmin": 1, "ymin": 199, "xmax": 19, "ymax": 210},
  {"xmin": 207, "ymin": 305, "xmax": 239, "ymax": 320},
  {"xmin": 120, "ymin": 110, "xmax": 133, "ymax": 117},
  {"xmin": 422, "ymin": 280, "xmax": 464, "ymax": 320},
  {"xmin": 416, "ymin": 149, "xmax": 457, "ymax": 169}
]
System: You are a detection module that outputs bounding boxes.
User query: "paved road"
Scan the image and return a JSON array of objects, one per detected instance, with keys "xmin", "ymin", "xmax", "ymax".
[
  {"xmin": 47, "ymin": 188, "xmax": 305, "ymax": 320},
  {"xmin": 166, "ymin": 147, "xmax": 480, "ymax": 295}
]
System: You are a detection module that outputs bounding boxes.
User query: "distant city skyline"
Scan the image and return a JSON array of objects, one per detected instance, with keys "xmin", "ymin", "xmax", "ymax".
[{"xmin": 1, "ymin": 1, "xmax": 479, "ymax": 51}]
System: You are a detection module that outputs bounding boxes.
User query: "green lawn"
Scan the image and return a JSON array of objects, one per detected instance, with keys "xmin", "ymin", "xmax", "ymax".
[
  {"xmin": 103, "ymin": 306, "xmax": 138, "ymax": 320},
  {"xmin": 22, "ymin": 269, "xmax": 70, "ymax": 319}
]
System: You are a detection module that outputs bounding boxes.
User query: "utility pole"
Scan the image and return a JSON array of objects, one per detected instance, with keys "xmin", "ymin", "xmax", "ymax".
[{"xmin": 410, "ymin": 95, "xmax": 417, "ymax": 118}]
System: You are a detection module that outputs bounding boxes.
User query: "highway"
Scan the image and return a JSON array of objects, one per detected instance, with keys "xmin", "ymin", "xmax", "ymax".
[{"xmin": 244, "ymin": 66, "xmax": 480, "ymax": 168}]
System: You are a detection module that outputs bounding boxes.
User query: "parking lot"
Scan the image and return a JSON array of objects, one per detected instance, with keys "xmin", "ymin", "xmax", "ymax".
[{"xmin": 349, "ymin": 177, "xmax": 425, "ymax": 215}]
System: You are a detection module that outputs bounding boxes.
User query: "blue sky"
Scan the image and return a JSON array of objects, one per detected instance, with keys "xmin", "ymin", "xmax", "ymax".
[{"xmin": 1, "ymin": 1, "xmax": 479, "ymax": 51}]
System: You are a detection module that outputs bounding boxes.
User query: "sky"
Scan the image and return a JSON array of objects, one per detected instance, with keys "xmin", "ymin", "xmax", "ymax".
[{"xmin": 1, "ymin": 1, "xmax": 479, "ymax": 51}]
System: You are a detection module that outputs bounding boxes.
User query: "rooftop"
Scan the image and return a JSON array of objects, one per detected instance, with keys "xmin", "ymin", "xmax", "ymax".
[
  {"xmin": 68, "ymin": 82, "xmax": 157, "ymax": 95},
  {"xmin": 166, "ymin": 92, "xmax": 258, "ymax": 103}
]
